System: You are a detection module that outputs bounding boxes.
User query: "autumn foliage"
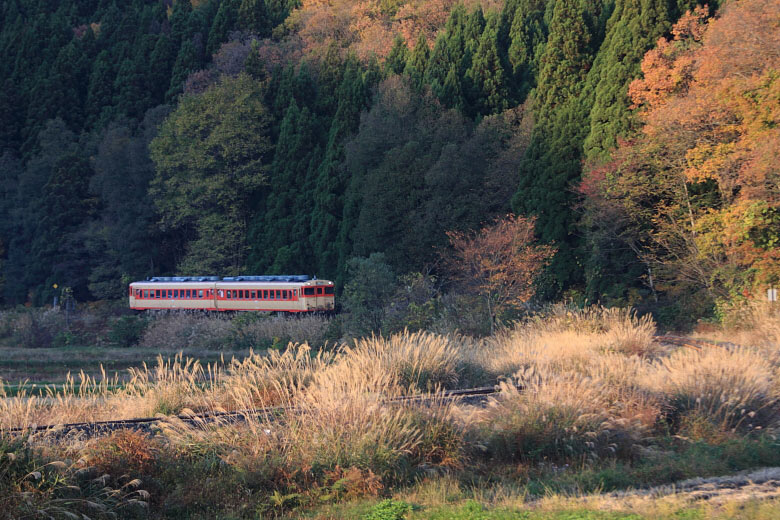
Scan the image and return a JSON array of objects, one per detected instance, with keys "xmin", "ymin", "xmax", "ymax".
[
  {"xmin": 446, "ymin": 214, "xmax": 555, "ymax": 329},
  {"xmin": 581, "ymin": 0, "xmax": 780, "ymax": 301},
  {"xmin": 285, "ymin": 0, "xmax": 497, "ymax": 60}
]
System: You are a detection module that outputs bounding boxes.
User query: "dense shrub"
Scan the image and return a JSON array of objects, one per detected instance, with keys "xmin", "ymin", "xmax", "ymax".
[{"xmin": 109, "ymin": 315, "xmax": 148, "ymax": 347}]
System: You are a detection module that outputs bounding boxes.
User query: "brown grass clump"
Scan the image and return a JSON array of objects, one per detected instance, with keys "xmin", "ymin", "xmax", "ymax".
[
  {"xmin": 86, "ymin": 430, "xmax": 157, "ymax": 476},
  {"xmin": 125, "ymin": 353, "xmax": 218, "ymax": 416},
  {"xmin": 475, "ymin": 305, "xmax": 661, "ymax": 380},
  {"xmin": 642, "ymin": 347, "xmax": 780, "ymax": 434},
  {"xmin": 219, "ymin": 343, "xmax": 334, "ymax": 409},
  {"xmin": 708, "ymin": 301, "xmax": 780, "ymax": 351},
  {"xmin": 340, "ymin": 330, "xmax": 464, "ymax": 392},
  {"xmin": 600, "ymin": 307, "xmax": 658, "ymax": 356},
  {"xmin": 473, "ymin": 370, "xmax": 649, "ymax": 462}
]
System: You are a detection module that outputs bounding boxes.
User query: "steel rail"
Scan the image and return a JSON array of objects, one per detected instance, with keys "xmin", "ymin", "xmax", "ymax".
[{"xmin": 4, "ymin": 385, "xmax": 502, "ymax": 438}]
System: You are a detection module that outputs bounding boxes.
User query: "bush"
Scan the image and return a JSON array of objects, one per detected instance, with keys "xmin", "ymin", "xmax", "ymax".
[
  {"xmin": 109, "ymin": 315, "xmax": 148, "ymax": 347},
  {"xmin": 363, "ymin": 499, "xmax": 412, "ymax": 520},
  {"xmin": 7, "ymin": 308, "xmax": 65, "ymax": 348},
  {"xmin": 140, "ymin": 313, "xmax": 233, "ymax": 350},
  {"xmin": 343, "ymin": 253, "xmax": 397, "ymax": 336},
  {"xmin": 231, "ymin": 313, "xmax": 332, "ymax": 349}
]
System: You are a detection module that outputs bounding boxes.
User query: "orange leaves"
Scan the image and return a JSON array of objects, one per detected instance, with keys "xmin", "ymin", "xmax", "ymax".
[
  {"xmin": 628, "ymin": 5, "xmax": 709, "ymax": 110},
  {"xmin": 583, "ymin": 0, "xmax": 780, "ymax": 296},
  {"xmin": 288, "ymin": 0, "xmax": 465, "ymax": 60},
  {"xmin": 445, "ymin": 214, "xmax": 555, "ymax": 312}
]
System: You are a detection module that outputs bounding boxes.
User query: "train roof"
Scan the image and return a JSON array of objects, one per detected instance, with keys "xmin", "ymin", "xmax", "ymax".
[
  {"xmin": 130, "ymin": 275, "xmax": 333, "ymax": 286},
  {"xmin": 137, "ymin": 275, "xmax": 312, "ymax": 283}
]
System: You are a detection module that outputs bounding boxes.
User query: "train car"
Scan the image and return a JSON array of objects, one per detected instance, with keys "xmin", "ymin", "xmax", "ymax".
[{"xmin": 128, "ymin": 275, "xmax": 335, "ymax": 313}]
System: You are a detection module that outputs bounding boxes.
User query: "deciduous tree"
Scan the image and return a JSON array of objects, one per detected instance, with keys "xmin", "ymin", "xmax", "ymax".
[{"xmin": 445, "ymin": 214, "xmax": 555, "ymax": 332}]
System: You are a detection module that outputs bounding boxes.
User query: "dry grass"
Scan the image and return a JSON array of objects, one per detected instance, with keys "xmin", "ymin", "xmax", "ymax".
[
  {"xmin": 4, "ymin": 305, "xmax": 780, "ymax": 518},
  {"xmin": 641, "ymin": 346, "xmax": 780, "ymax": 434},
  {"xmin": 472, "ymin": 370, "xmax": 650, "ymax": 462},
  {"xmin": 338, "ymin": 330, "xmax": 465, "ymax": 392},
  {"xmin": 701, "ymin": 301, "xmax": 780, "ymax": 350}
]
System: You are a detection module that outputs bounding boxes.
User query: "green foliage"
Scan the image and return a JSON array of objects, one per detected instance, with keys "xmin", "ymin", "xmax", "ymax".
[
  {"xmin": 466, "ymin": 12, "xmax": 512, "ymax": 116},
  {"xmin": 343, "ymin": 253, "xmax": 397, "ymax": 335},
  {"xmin": 386, "ymin": 35, "xmax": 410, "ymax": 75},
  {"xmin": 108, "ymin": 315, "xmax": 148, "ymax": 348},
  {"xmin": 150, "ymin": 73, "xmax": 272, "ymax": 275},
  {"xmin": 582, "ymin": 0, "xmax": 673, "ymax": 161},
  {"xmin": 363, "ymin": 499, "xmax": 412, "ymax": 520},
  {"xmin": 0, "ymin": 0, "xmax": 730, "ymax": 310}
]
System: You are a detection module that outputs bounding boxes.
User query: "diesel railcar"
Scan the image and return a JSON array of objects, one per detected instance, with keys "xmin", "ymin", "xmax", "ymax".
[{"xmin": 128, "ymin": 275, "xmax": 335, "ymax": 312}]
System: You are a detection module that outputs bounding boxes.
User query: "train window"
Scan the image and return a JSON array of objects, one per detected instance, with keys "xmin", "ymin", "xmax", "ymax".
[
  {"xmin": 316, "ymin": 287, "xmax": 323, "ymax": 295},
  {"xmin": 227, "ymin": 290, "xmax": 232, "ymax": 299},
  {"xmin": 270, "ymin": 290, "xmax": 275, "ymax": 300},
  {"xmin": 198, "ymin": 290, "xmax": 203, "ymax": 298},
  {"xmin": 249, "ymin": 290, "xmax": 254, "ymax": 298},
  {"xmin": 325, "ymin": 286, "xmax": 334, "ymax": 295},
  {"xmin": 304, "ymin": 288, "xmax": 315, "ymax": 296},
  {"xmin": 241, "ymin": 290, "xmax": 246, "ymax": 299},
  {"xmin": 174, "ymin": 290, "xmax": 178, "ymax": 298}
]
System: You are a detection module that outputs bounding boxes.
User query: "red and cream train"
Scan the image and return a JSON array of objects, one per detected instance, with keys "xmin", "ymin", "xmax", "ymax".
[{"xmin": 128, "ymin": 275, "xmax": 335, "ymax": 313}]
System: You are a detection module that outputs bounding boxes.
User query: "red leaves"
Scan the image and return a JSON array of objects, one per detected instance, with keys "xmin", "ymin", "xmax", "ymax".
[{"xmin": 445, "ymin": 214, "xmax": 555, "ymax": 309}]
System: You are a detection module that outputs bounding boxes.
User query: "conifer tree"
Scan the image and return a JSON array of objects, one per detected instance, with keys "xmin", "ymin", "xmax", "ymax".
[
  {"xmin": 467, "ymin": 12, "xmax": 511, "ymax": 116},
  {"xmin": 582, "ymin": 0, "xmax": 673, "ymax": 160},
  {"xmin": 512, "ymin": 0, "xmax": 596, "ymax": 293},
  {"xmin": 403, "ymin": 32, "xmax": 429, "ymax": 89},
  {"xmin": 167, "ymin": 37, "xmax": 202, "ymax": 101},
  {"xmin": 424, "ymin": 33, "xmax": 450, "ymax": 96},
  {"xmin": 238, "ymin": 0, "xmax": 271, "ymax": 36},
  {"xmin": 311, "ymin": 57, "xmax": 374, "ymax": 279},
  {"xmin": 385, "ymin": 34, "xmax": 409, "ymax": 75},
  {"xmin": 147, "ymin": 34, "xmax": 178, "ymax": 103},
  {"xmin": 207, "ymin": 0, "xmax": 240, "ymax": 56},
  {"xmin": 253, "ymin": 100, "xmax": 318, "ymax": 273},
  {"xmin": 506, "ymin": 0, "xmax": 547, "ymax": 96},
  {"xmin": 85, "ymin": 50, "xmax": 116, "ymax": 128}
]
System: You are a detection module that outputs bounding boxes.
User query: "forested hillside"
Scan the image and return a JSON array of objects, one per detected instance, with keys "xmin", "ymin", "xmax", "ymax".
[{"xmin": 1, "ymin": 0, "xmax": 776, "ymax": 323}]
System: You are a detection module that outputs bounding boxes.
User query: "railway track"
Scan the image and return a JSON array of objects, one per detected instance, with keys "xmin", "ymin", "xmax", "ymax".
[
  {"xmin": 654, "ymin": 334, "xmax": 743, "ymax": 351},
  {"xmin": 4, "ymin": 385, "xmax": 502, "ymax": 438},
  {"xmin": 4, "ymin": 335, "xmax": 737, "ymax": 438}
]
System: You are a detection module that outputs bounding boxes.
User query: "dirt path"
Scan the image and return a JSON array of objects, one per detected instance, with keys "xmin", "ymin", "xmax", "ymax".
[{"xmin": 627, "ymin": 467, "xmax": 780, "ymax": 505}]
